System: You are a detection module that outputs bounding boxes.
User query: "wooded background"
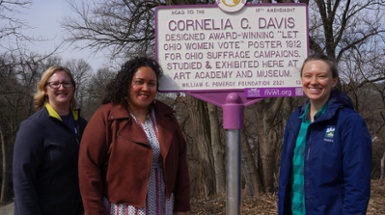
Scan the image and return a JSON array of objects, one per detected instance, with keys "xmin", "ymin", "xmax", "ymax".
[{"xmin": 1, "ymin": 0, "xmax": 385, "ymax": 204}]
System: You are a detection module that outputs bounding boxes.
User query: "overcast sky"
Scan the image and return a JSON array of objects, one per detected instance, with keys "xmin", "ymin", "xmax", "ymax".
[{"xmin": 17, "ymin": 0, "xmax": 106, "ymax": 71}]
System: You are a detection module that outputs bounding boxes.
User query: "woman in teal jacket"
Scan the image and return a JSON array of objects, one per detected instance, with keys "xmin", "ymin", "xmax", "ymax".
[
  {"xmin": 13, "ymin": 66, "xmax": 87, "ymax": 215},
  {"xmin": 278, "ymin": 54, "xmax": 372, "ymax": 214}
]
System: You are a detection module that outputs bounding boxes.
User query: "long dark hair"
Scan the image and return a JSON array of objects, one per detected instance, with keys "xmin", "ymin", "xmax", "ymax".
[{"xmin": 102, "ymin": 57, "xmax": 163, "ymax": 106}]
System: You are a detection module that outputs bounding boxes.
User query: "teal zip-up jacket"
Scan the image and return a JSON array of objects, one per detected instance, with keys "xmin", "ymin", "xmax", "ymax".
[
  {"xmin": 13, "ymin": 103, "xmax": 87, "ymax": 215},
  {"xmin": 278, "ymin": 89, "xmax": 372, "ymax": 215}
]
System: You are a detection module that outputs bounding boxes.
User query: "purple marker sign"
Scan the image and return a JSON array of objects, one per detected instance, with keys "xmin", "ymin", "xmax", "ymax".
[{"xmin": 155, "ymin": 4, "xmax": 309, "ymax": 96}]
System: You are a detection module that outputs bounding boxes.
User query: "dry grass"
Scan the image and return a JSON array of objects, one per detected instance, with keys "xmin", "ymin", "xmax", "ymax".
[{"xmin": 191, "ymin": 179, "xmax": 385, "ymax": 214}]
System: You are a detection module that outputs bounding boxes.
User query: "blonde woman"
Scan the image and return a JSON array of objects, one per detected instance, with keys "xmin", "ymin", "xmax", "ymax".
[{"xmin": 13, "ymin": 66, "xmax": 87, "ymax": 215}]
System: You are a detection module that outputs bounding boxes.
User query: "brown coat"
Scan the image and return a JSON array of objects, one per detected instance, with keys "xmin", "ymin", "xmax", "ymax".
[{"xmin": 78, "ymin": 101, "xmax": 190, "ymax": 214}]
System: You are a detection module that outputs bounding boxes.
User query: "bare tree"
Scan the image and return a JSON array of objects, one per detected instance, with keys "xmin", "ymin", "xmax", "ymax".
[
  {"xmin": 62, "ymin": 0, "xmax": 165, "ymax": 63},
  {"xmin": 207, "ymin": 103, "xmax": 226, "ymax": 194},
  {"xmin": 64, "ymin": 58, "xmax": 92, "ymax": 109},
  {"xmin": 186, "ymin": 97, "xmax": 216, "ymax": 197},
  {"xmin": 82, "ymin": 67, "xmax": 116, "ymax": 119},
  {"xmin": 0, "ymin": 1, "xmax": 56, "ymax": 202},
  {"xmin": 0, "ymin": 52, "xmax": 43, "ymax": 202},
  {"xmin": 0, "ymin": 0, "xmax": 32, "ymax": 49},
  {"xmin": 339, "ymin": 40, "xmax": 385, "ymax": 179},
  {"xmin": 309, "ymin": 0, "xmax": 385, "ymax": 60}
]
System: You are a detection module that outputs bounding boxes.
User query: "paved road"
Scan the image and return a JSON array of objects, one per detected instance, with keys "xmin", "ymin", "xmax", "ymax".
[{"xmin": 0, "ymin": 202, "xmax": 13, "ymax": 215}]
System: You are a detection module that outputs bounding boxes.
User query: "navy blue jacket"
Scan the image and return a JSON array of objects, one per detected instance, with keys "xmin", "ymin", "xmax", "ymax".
[
  {"xmin": 278, "ymin": 89, "xmax": 372, "ymax": 215},
  {"xmin": 13, "ymin": 104, "xmax": 87, "ymax": 215}
]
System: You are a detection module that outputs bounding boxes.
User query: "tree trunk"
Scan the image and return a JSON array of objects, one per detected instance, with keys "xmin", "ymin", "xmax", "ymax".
[
  {"xmin": 381, "ymin": 150, "xmax": 385, "ymax": 180},
  {"xmin": 241, "ymin": 130, "xmax": 261, "ymax": 196},
  {"xmin": 255, "ymin": 98, "xmax": 284, "ymax": 192},
  {"xmin": 207, "ymin": 103, "xmax": 226, "ymax": 194},
  {"xmin": 0, "ymin": 127, "xmax": 9, "ymax": 203},
  {"xmin": 187, "ymin": 96, "xmax": 216, "ymax": 196}
]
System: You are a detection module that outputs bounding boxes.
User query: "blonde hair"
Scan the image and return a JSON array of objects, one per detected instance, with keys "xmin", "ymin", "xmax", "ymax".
[{"xmin": 33, "ymin": 66, "xmax": 77, "ymax": 110}]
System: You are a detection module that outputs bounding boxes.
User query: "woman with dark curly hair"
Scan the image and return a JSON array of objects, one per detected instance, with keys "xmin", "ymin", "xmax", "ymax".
[{"xmin": 78, "ymin": 57, "xmax": 190, "ymax": 215}]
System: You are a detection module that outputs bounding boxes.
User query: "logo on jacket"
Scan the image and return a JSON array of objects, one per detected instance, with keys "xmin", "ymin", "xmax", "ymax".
[{"xmin": 324, "ymin": 126, "xmax": 335, "ymax": 142}]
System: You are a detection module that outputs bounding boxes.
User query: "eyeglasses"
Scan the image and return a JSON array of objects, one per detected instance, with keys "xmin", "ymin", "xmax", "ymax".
[{"xmin": 46, "ymin": 81, "xmax": 73, "ymax": 89}]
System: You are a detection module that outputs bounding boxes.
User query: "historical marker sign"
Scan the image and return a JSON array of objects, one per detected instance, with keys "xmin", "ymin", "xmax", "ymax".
[{"xmin": 155, "ymin": 4, "xmax": 308, "ymax": 98}]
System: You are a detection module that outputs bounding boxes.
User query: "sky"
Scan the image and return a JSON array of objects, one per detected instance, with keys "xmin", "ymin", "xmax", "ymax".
[{"xmin": 11, "ymin": 0, "xmax": 107, "ymax": 71}]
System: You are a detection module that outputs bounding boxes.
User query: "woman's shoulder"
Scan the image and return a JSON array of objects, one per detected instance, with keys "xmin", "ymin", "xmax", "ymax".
[
  {"xmin": 338, "ymin": 106, "xmax": 362, "ymax": 118},
  {"xmin": 89, "ymin": 103, "xmax": 129, "ymax": 122},
  {"xmin": 337, "ymin": 106, "xmax": 367, "ymax": 128},
  {"xmin": 23, "ymin": 108, "xmax": 48, "ymax": 123},
  {"xmin": 96, "ymin": 103, "xmax": 116, "ymax": 111},
  {"xmin": 93, "ymin": 103, "xmax": 122, "ymax": 115},
  {"xmin": 17, "ymin": 108, "xmax": 50, "ymax": 134},
  {"xmin": 153, "ymin": 100, "xmax": 175, "ymax": 115}
]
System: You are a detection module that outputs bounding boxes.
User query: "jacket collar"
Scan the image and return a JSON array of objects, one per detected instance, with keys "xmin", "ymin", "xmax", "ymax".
[
  {"xmin": 106, "ymin": 101, "xmax": 176, "ymax": 156},
  {"xmin": 45, "ymin": 103, "xmax": 79, "ymax": 121},
  {"xmin": 299, "ymin": 89, "xmax": 353, "ymax": 122},
  {"xmin": 107, "ymin": 104, "xmax": 130, "ymax": 121},
  {"xmin": 107, "ymin": 100, "xmax": 175, "ymax": 121}
]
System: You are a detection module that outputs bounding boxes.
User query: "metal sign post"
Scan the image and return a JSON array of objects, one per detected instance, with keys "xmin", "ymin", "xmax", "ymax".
[{"xmin": 223, "ymin": 93, "xmax": 243, "ymax": 215}]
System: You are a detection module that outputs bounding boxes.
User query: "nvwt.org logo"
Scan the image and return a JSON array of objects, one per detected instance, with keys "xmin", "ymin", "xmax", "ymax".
[{"xmin": 216, "ymin": 0, "xmax": 247, "ymax": 13}]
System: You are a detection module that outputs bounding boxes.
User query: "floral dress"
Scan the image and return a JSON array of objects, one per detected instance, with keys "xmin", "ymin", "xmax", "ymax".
[{"xmin": 103, "ymin": 109, "xmax": 174, "ymax": 215}]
